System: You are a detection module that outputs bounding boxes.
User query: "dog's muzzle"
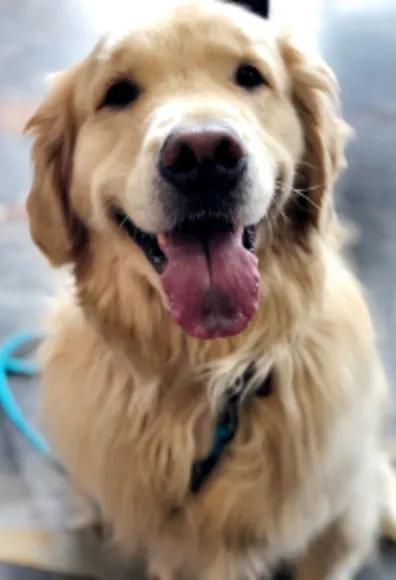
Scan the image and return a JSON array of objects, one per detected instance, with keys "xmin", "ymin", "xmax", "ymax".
[{"xmin": 111, "ymin": 122, "xmax": 261, "ymax": 340}]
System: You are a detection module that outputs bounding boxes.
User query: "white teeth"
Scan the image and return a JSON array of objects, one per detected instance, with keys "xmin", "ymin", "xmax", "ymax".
[{"xmin": 157, "ymin": 233, "xmax": 168, "ymax": 247}]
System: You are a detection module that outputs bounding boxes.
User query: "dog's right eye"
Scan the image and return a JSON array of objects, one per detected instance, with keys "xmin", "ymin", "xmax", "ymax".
[{"xmin": 98, "ymin": 79, "xmax": 140, "ymax": 110}]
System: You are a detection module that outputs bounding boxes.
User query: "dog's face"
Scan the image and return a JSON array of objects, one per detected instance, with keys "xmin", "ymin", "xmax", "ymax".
[{"xmin": 26, "ymin": 0, "xmax": 347, "ymax": 341}]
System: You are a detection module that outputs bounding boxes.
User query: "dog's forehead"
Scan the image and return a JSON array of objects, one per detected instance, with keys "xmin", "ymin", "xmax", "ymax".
[{"xmin": 93, "ymin": 1, "xmax": 278, "ymax": 71}]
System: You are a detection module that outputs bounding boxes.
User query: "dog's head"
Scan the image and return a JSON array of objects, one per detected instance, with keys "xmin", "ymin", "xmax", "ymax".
[{"xmin": 26, "ymin": 0, "xmax": 348, "ymax": 342}]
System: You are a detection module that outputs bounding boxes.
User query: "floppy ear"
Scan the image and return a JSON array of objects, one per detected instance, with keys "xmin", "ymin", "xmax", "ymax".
[
  {"xmin": 25, "ymin": 65, "xmax": 85, "ymax": 266},
  {"xmin": 280, "ymin": 34, "xmax": 351, "ymax": 233}
]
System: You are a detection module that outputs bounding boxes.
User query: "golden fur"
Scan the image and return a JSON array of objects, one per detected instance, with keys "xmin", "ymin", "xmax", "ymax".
[{"xmin": 25, "ymin": 1, "xmax": 396, "ymax": 578}]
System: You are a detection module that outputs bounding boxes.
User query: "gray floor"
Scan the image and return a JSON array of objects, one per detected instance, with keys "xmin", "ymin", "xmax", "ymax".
[
  {"xmin": 0, "ymin": 0, "xmax": 396, "ymax": 578},
  {"xmin": 0, "ymin": 566, "xmax": 92, "ymax": 580}
]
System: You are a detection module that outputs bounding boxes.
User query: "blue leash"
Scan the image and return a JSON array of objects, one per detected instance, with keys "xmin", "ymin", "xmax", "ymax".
[{"xmin": 0, "ymin": 331, "xmax": 51, "ymax": 457}]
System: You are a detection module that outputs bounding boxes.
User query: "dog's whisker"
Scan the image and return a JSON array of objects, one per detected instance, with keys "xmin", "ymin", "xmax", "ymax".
[
  {"xmin": 118, "ymin": 215, "xmax": 128, "ymax": 230},
  {"xmin": 293, "ymin": 189, "xmax": 322, "ymax": 212},
  {"xmin": 296, "ymin": 183, "xmax": 324, "ymax": 193},
  {"xmin": 297, "ymin": 160, "xmax": 320, "ymax": 171}
]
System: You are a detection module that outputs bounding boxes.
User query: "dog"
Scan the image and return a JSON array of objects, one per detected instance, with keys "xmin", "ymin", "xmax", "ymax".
[{"xmin": 25, "ymin": 1, "xmax": 396, "ymax": 578}]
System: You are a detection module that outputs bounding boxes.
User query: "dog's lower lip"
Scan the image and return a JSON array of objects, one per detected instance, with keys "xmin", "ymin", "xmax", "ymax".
[
  {"xmin": 110, "ymin": 207, "xmax": 167, "ymax": 273},
  {"xmin": 242, "ymin": 223, "xmax": 259, "ymax": 252}
]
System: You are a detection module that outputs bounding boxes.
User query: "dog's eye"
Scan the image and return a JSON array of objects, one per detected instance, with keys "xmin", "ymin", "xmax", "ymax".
[
  {"xmin": 234, "ymin": 64, "xmax": 267, "ymax": 90},
  {"xmin": 99, "ymin": 79, "xmax": 140, "ymax": 110}
]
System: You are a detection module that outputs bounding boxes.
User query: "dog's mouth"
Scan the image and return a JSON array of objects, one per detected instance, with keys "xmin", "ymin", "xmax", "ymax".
[{"xmin": 111, "ymin": 207, "xmax": 260, "ymax": 339}]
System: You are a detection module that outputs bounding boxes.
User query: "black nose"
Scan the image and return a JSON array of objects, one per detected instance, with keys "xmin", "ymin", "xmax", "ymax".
[{"xmin": 159, "ymin": 124, "xmax": 247, "ymax": 196}]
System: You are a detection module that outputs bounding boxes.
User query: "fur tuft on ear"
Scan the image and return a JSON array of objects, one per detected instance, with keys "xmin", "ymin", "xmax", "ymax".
[
  {"xmin": 25, "ymin": 65, "xmax": 85, "ymax": 267},
  {"xmin": 279, "ymin": 33, "xmax": 351, "ymax": 234}
]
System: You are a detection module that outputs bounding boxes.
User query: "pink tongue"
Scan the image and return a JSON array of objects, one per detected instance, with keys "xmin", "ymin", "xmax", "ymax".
[{"xmin": 160, "ymin": 230, "xmax": 260, "ymax": 339}]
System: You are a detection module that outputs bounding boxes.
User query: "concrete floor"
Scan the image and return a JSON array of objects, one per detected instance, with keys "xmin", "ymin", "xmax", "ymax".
[
  {"xmin": 0, "ymin": 566, "xmax": 92, "ymax": 580},
  {"xmin": 0, "ymin": 0, "xmax": 396, "ymax": 578}
]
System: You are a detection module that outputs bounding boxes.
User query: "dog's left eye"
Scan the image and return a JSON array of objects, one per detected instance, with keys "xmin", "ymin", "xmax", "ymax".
[
  {"xmin": 98, "ymin": 79, "xmax": 140, "ymax": 110},
  {"xmin": 234, "ymin": 64, "xmax": 268, "ymax": 90}
]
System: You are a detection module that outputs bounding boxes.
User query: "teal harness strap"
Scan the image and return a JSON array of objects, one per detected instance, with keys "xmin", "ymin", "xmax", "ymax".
[
  {"xmin": 190, "ymin": 364, "xmax": 273, "ymax": 494},
  {"xmin": 0, "ymin": 332, "xmax": 51, "ymax": 456}
]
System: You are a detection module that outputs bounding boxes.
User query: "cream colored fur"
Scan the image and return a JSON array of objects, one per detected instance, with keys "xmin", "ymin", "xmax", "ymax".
[{"xmin": 25, "ymin": 1, "xmax": 396, "ymax": 578}]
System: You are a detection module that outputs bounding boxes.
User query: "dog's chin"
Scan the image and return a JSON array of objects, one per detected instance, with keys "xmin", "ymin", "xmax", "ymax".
[{"xmin": 110, "ymin": 207, "xmax": 261, "ymax": 340}]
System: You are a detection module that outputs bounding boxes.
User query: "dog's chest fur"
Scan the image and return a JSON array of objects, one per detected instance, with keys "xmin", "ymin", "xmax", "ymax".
[
  {"xmin": 41, "ymin": 292, "xmax": 380, "ymax": 573},
  {"xmin": 150, "ymin": 388, "xmax": 360, "ymax": 553}
]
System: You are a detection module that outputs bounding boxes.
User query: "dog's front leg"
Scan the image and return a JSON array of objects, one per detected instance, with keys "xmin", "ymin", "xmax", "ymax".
[
  {"xmin": 202, "ymin": 552, "xmax": 271, "ymax": 580},
  {"xmin": 294, "ymin": 488, "xmax": 379, "ymax": 580},
  {"xmin": 148, "ymin": 563, "xmax": 177, "ymax": 580},
  {"xmin": 148, "ymin": 542, "xmax": 185, "ymax": 580}
]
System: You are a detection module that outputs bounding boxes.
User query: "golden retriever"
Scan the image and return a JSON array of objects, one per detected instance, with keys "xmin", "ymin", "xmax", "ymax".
[{"xmin": 25, "ymin": 0, "xmax": 396, "ymax": 578}]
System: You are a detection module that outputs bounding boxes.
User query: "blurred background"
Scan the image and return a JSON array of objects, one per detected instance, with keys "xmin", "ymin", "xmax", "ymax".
[{"xmin": 0, "ymin": 0, "xmax": 395, "ymax": 578}]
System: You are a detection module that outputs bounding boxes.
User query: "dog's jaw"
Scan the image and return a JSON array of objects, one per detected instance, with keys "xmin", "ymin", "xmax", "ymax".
[{"xmin": 110, "ymin": 208, "xmax": 261, "ymax": 339}]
